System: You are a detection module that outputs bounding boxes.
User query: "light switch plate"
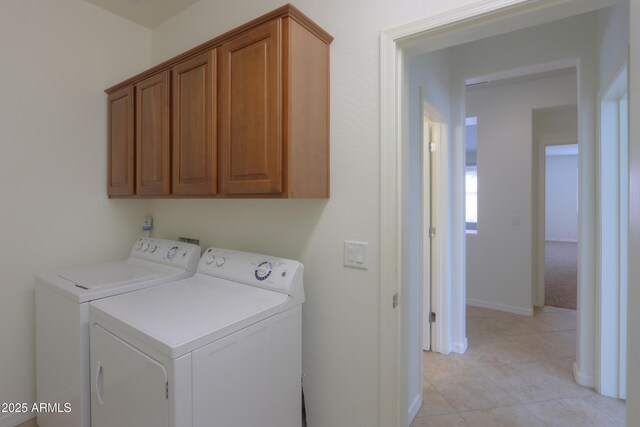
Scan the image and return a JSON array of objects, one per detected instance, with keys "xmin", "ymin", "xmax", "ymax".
[{"xmin": 344, "ymin": 241, "xmax": 369, "ymax": 269}]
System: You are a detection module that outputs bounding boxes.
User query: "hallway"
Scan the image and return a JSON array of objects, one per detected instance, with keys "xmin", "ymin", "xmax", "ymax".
[
  {"xmin": 545, "ymin": 241, "xmax": 578, "ymax": 310},
  {"xmin": 412, "ymin": 306, "xmax": 625, "ymax": 426}
]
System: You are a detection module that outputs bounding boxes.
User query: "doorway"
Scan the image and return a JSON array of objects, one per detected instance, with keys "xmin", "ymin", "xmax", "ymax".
[
  {"xmin": 380, "ymin": 1, "xmax": 631, "ymax": 426},
  {"xmin": 544, "ymin": 143, "xmax": 579, "ymax": 310}
]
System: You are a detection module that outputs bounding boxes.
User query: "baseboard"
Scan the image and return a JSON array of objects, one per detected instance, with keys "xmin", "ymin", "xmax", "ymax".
[
  {"xmin": 0, "ymin": 412, "xmax": 36, "ymax": 427},
  {"xmin": 408, "ymin": 392, "xmax": 423, "ymax": 424},
  {"xmin": 573, "ymin": 362, "xmax": 595, "ymax": 388},
  {"xmin": 451, "ymin": 337, "xmax": 468, "ymax": 354},
  {"xmin": 467, "ymin": 298, "xmax": 534, "ymax": 316},
  {"xmin": 545, "ymin": 238, "xmax": 578, "ymax": 243}
]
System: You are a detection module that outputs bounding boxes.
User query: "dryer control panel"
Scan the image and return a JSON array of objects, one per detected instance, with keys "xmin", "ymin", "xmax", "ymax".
[
  {"xmin": 130, "ymin": 238, "xmax": 201, "ymax": 272},
  {"xmin": 198, "ymin": 248, "xmax": 303, "ymax": 297}
]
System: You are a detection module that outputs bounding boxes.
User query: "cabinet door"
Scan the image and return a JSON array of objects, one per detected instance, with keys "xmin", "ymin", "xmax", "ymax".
[
  {"xmin": 172, "ymin": 50, "xmax": 217, "ymax": 195},
  {"xmin": 91, "ymin": 324, "xmax": 169, "ymax": 427},
  {"xmin": 107, "ymin": 86, "xmax": 135, "ymax": 196},
  {"xmin": 220, "ymin": 20, "xmax": 282, "ymax": 194},
  {"xmin": 136, "ymin": 71, "xmax": 171, "ymax": 196}
]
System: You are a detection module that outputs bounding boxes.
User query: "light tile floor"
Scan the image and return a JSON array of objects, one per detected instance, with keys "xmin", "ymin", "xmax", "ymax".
[{"xmin": 412, "ymin": 305, "xmax": 626, "ymax": 427}]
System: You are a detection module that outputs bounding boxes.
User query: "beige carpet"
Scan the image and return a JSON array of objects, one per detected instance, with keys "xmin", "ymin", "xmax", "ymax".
[{"xmin": 545, "ymin": 241, "xmax": 578, "ymax": 309}]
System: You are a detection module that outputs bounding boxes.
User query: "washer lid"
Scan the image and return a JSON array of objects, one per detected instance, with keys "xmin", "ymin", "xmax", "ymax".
[
  {"xmin": 57, "ymin": 261, "xmax": 164, "ymax": 289},
  {"xmin": 90, "ymin": 273, "xmax": 289, "ymax": 358}
]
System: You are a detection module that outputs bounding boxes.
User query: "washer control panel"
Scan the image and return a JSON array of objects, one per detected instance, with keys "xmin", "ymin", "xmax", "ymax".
[
  {"xmin": 130, "ymin": 238, "xmax": 200, "ymax": 271},
  {"xmin": 198, "ymin": 248, "xmax": 301, "ymax": 295}
]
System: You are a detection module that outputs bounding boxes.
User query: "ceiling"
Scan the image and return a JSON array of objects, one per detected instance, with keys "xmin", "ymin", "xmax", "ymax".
[{"xmin": 84, "ymin": 0, "xmax": 200, "ymax": 28}]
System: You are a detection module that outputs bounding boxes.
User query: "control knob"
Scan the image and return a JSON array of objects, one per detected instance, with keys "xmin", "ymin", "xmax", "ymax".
[
  {"xmin": 167, "ymin": 246, "xmax": 179, "ymax": 260},
  {"xmin": 255, "ymin": 261, "xmax": 273, "ymax": 281}
]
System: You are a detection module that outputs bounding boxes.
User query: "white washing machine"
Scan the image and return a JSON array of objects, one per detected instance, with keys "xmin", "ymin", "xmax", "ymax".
[
  {"xmin": 36, "ymin": 238, "xmax": 201, "ymax": 427},
  {"xmin": 89, "ymin": 248, "xmax": 304, "ymax": 427}
]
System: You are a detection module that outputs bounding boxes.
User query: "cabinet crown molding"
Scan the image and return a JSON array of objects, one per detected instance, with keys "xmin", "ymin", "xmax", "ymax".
[{"xmin": 105, "ymin": 3, "xmax": 333, "ymax": 95}]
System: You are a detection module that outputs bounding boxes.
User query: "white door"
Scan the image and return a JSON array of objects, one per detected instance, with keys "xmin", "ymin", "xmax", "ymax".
[
  {"xmin": 422, "ymin": 101, "xmax": 443, "ymax": 352},
  {"xmin": 422, "ymin": 111, "xmax": 433, "ymax": 351},
  {"xmin": 91, "ymin": 324, "xmax": 169, "ymax": 427}
]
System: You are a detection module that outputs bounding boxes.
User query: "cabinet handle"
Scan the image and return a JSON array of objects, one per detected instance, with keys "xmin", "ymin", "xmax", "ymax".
[{"xmin": 96, "ymin": 361, "xmax": 104, "ymax": 405}]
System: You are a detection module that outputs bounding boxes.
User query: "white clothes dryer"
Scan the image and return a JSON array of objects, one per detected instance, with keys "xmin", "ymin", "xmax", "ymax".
[
  {"xmin": 89, "ymin": 247, "xmax": 304, "ymax": 427},
  {"xmin": 36, "ymin": 238, "xmax": 200, "ymax": 427}
]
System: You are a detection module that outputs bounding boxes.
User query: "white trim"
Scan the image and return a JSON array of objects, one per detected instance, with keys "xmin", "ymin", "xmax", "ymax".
[
  {"xmin": 407, "ymin": 393, "xmax": 423, "ymax": 424},
  {"xmin": 596, "ymin": 53, "xmax": 629, "ymax": 399},
  {"xmin": 451, "ymin": 338, "xmax": 469, "ymax": 354},
  {"xmin": 546, "ymin": 238, "xmax": 579, "ymax": 243},
  {"xmin": 597, "ymin": 53, "xmax": 630, "ymax": 101},
  {"xmin": 467, "ymin": 298, "xmax": 534, "ymax": 316},
  {"xmin": 574, "ymin": 361, "xmax": 596, "ymax": 388},
  {"xmin": 379, "ymin": 29, "xmax": 402, "ymax": 427},
  {"xmin": 384, "ymin": 0, "xmax": 533, "ymax": 41},
  {"xmin": 0, "ymin": 413, "xmax": 35, "ymax": 427}
]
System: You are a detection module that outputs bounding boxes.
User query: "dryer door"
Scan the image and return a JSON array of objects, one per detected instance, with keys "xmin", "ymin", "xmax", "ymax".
[{"xmin": 91, "ymin": 324, "xmax": 169, "ymax": 427}]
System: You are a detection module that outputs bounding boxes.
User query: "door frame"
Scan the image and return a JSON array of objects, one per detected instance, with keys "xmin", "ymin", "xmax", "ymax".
[
  {"xmin": 379, "ymin": 0, "xmax": 621, "ymax": 425},
  {"xmin": 596, "ymin": 53, "xmax": 628, "ymax": 399}
]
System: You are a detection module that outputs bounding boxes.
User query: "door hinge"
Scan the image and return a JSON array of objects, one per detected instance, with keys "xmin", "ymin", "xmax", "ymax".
[
  {"xmin": 428, "ymin": 312, "xmax": 436, "ymax": 323},
  {"xmin": 165, "ymin": 381, "xmax": 169, "ymax": 399},
  {"xmin": 429, "ymin": 142, "xmax": 436, "ymax": 153},
  {"xmin": 392, "ymin": 293, "xmax": 399, "ymax": 308},
  {"xmin": 428, "ymin": 227, "xmax": 436, "ymax": 239}
]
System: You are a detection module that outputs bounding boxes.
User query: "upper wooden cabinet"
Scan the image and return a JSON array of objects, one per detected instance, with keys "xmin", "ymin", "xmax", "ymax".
[
  {"xmin": 173, "ymin": 50, "xmax": 217, "ymax": 195},
  {"xmin": 136, "ymin": 71, "xmax": 171, "ymax": 196},
  {"xmin": 105, "ymin": 4, "xmax": 332, "ymax": 198},
  {"xmin": 220, "ymin": 20, "xmax": 282, "ymax": 195},
  {"xmin": 107, "ymin": 86, "xmax": 135, "ymax": 196}
]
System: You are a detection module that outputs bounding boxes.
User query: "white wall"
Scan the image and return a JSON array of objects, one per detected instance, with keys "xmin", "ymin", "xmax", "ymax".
[
  {"xmin": 0, "ymin": 1, "xmax": 152, "ymax": 425},
  {"xmin": 146, "ymin": 1, "xmax": 484, "ymax": 426},
  {"xmin": 145, "ymin": 2, "xmax": 637, "ymax": 426},
  {"xmin": 545, "ymin": 155, "xmax": 579, "ymax": 242},
  {"xmin": 464, "ymin": 73, "xmax": 577, "ymax": 315},
  {"xmin": 405, "ymin": 50, "xmax": 451, "ymax": 421},
  {"xmin": 596, "ymin": 2, "xmax": 630, "ymax": 89}
]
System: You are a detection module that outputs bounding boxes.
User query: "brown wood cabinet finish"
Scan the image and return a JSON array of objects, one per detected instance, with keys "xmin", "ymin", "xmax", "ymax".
[
  {"xmin": 220, "ymin": 20, "xmax": 282, "ymax": 195},
  {"xmin": 172, "ymin": 50, "xmax": 217, "ymax": 195},
  {"xmin": 106, "ymin": 4, "xmax": 332, "ymax": 199},
  {"xmin": 283, "ymin": 17, "xmax": 330, "ymax": 198},
  {"xmin": 107, "ymin": 86, "xmax": 135, "ymax": 196},
  {"xmin": 136, "ymin": 70, "xmax": 171, "ymax": 196}
]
